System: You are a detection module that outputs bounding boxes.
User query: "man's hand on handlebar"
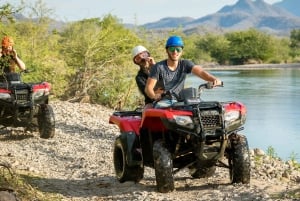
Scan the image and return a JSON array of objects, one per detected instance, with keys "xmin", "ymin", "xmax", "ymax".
[
  {"xmin": 213, "ymin": 79, "xmax": 223, "ymax": 87},
  {"xmin": 152, "ymin": 87, "xmax": 165, "ymax": 101},
  {"xmin": 205, "ymin": 80, "xmax": 223, "ymax": 89}
]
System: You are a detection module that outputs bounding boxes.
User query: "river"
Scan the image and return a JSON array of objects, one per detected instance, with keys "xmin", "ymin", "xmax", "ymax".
[{"xmin": 185, "ymin": 68, "xmax": 300, "ymax": 162}]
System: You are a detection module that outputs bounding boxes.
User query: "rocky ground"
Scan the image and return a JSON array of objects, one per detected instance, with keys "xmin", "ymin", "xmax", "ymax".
[{"xmin": 0, "ymin": 100, "xmax": 300, "ymax": 201}]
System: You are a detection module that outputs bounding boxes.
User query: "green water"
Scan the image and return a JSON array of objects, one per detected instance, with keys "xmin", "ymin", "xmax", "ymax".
[{"xmin": 186, "ymin": 68, "xmax": 300, "ymax": 161}]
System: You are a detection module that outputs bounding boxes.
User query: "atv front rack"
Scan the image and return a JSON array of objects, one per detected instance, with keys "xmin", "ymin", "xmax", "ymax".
[{"xmin": 112, "ymin": 108, "xmax": 143, "ymax": 117}]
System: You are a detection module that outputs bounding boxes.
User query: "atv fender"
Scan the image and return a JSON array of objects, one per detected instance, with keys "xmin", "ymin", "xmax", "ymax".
[
  {"xmin": 119, "ymin": 132, "xmax": 142, "ymax": 166},
  {"xmin": 109, "ymin": 115, "xmax": 141, "ymax": 135}
]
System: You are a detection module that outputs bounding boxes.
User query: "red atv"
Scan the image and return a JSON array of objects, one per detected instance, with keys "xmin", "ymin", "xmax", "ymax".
[
  {"xmin": 0, "ymin": 71, "xmax": 55, "ymax": 139},
  {"xmin": 109, "ymin": 82, "xmax": 250, "ymax": 193}
]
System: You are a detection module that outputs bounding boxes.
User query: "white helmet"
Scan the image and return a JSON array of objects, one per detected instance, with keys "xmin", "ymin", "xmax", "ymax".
[{"xmin": 132, "ymin": 45, "xmax": 149, "ymax": 60}]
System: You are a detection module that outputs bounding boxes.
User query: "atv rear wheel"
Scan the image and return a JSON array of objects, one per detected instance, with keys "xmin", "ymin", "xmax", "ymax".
[
  {"xmin": 228, "ymin": 134, "xmax": 250, "ymax": 184},
  {"xmin": 153, "ymin": 140, "xmax": 174, "ymax": 193},
  {"xmin": 38, "ymin": 104, "xmax": 55, "ymax": 139},
  {"xmin": 113, "ymin": 137, "xmax": 144, "ymax": 183}
]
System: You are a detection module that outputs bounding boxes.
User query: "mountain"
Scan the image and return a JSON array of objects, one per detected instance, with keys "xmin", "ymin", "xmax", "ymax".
[
  {"xmin": 142, "ymin": 17, "xmax": 194, "ymax": 30},
  {"xmin": 140, "ymin": 0, "xmax": 300, "ymax": 36},
  {"xmin": 274, "ymin": 0, "xmax": 300, "ymax": 17}
]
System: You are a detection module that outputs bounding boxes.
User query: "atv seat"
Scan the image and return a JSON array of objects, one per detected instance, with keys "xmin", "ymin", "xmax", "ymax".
[{"xmin": 0, "ymin": 73, "xmax": 22, "ymax": 85}]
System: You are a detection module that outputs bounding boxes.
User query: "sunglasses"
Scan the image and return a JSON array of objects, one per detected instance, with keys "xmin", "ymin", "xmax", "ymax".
[{"xmin": 168, "ymin": 46, "xmax": 183, "ymax": 53}]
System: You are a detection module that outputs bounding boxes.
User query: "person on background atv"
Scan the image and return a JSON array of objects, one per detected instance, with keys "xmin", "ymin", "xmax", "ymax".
[
  {"xmin": 0, "ymin": 36, "xmax": 26, "ymax": 73},
  {"xmin": 145, "ymin": 35, "xmax": 222, "ymax": 108},
  {"xmin": 132, "ymin": 45, "xmax": 163, "ymax": 108}
]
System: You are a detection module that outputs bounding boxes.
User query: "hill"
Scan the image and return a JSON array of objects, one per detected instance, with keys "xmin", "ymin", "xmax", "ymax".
[
  {"xmin": 140, "ymin": 0, "xmax": 300, "ymax": 36},
  {"xmin": 11, "ymin": 0, "xmax": 300, "ymax": 37}
]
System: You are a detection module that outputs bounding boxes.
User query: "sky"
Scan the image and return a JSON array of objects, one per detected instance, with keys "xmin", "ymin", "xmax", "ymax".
[{"xmin": 8, "ymin": 0, "xmax": 281, "ymax": 25}]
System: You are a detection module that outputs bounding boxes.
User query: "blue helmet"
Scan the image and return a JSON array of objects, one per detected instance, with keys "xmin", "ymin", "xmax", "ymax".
[{"xmin": 165, "ymin": 35, "xmax": 184, "ymax": 48}]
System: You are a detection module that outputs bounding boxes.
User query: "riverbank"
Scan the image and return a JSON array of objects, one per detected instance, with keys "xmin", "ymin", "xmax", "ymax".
[{"xmin": 204, "ymin": 63, "xmax": 300, "ymax": 70}]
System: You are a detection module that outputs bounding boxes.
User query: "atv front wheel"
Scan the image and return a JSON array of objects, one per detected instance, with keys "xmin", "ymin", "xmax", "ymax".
[
  {"xmin": 113, "ymin": 137, "xmax": 144, "ymax": 183},
  {"xmin": 228, "ymin": 134, "xmax": 251, "ymax": 184},
  {"xmin": 153, "ymin": 140, "xmax": 174, "ymax": 193},
  {"xmin": 38, "ymin": 104, "xmax": 55, "ymax": 139}
]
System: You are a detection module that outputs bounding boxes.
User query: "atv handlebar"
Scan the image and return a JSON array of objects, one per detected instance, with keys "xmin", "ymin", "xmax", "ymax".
[
  {"xmin": 152, "ymin": 82, "xmax": 223, "ymax": 105},
  {"xmin": 198, "ymin": 81, "xmax": 223, "ymax": 90},
  {"xmin": 198, "ymin": 82, "xmax": 223, "ymax": 97},
  {"xmin": 21, "ymin": 69, "xmax": 30, "ymax": 74}
]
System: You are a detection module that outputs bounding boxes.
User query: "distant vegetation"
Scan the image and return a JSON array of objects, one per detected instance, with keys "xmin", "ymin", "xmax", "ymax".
[{"xmin": 0, "ymin": 1, "xmax": 300, "ymax": 109}]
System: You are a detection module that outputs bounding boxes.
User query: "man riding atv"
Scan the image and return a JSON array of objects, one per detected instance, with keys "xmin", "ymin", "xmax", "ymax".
[{"xmin": 145, "ymin": 35, "xmax": 222, "ymax": 108}]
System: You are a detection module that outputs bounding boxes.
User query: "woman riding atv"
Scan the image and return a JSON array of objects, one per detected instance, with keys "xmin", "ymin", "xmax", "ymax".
[{"xmin": 0, "ymin": 36, "xmax": 26, "ymax": 73}]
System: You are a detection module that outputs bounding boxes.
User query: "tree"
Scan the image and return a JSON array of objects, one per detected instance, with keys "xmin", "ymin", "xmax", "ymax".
[
  {"xmin": 290, "ymin": 29, "xmax": 300, "ymax": 59},
  {"xmin": 225, "ymin": 29, "xmax": 274, "ymax": 65},
  {"xmin": 269, "ymin": 37, "xmax": 290, "ymax": 63},
  {"xmin": 0, "ymin": 2, "xmax": 23, "ymax": 23},
  {"xmin": 195, "ymin": 33, "xmax": 230, "ymax": 65},
  {"xmin": 60, "ymin": 15, "xmax": 141, "ymax": 108}
]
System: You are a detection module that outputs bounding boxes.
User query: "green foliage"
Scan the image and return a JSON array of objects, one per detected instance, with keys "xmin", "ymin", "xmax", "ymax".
[
  {"xmin": 290, "ymin": 29, "xmax": 300, "ymax": 58},
  {"xmin": 195, "ymin": 33, "xmax": 229, "ymax": 64},
  {"xmin": 266, "ymin": 146, "xmax": 279, "ymax": 159},
  {"xmin": 253, "ymin": 155, "xmax": 263, "ymax": 167},
  {"xmin": 59, "ymin": 15, "xmax": 141, "ymax": 108},
  {"xmin": 191, "ymin": 29, "xmax": 282, "ymax": 65},
  {"xmin": 289, "ymin": 151, "xmax": 300, "ymax": 167},
  {"xmin": 0, "ymin": 2, "xmax": 23, "ymax": 23},
  {"xmin": 268, "ymin": 37, "xmax": 290, "ymax": 63},
  {"xmin": 225, "ymin": 29, "xmax": 275, "ymax": 65}
]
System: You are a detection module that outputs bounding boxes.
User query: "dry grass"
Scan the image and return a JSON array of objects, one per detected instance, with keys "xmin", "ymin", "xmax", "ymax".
[{"xmin": 0, "ymin": 163, "xmax": 62, "ymax": 201}]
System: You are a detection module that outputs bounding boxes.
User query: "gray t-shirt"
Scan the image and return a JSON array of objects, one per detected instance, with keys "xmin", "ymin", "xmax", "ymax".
[{"xmin": 149, "ymin": 59, "xmax": 194, "ymax": 98}]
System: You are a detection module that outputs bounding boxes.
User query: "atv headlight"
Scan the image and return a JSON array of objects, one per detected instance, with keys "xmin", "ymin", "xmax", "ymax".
[
  {"xmin": 33, "ymin": 89, "xmax": 45, "ymax": 99},
  {"xmin": 174, "ymin": 115, "xmax": 194, "ymax": 129},
  {"xmin": 0, "ymin": 93, "xmax": 11, "ymax": 100},
  {"xmin": 224, "ymin": 111, "xmax": 240, "ymax": 122}
]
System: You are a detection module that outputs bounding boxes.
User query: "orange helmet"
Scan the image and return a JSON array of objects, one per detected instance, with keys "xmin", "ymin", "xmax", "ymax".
[{"xmin": 2, "ymin": 36, "xmax": 14, "ymax": 48}]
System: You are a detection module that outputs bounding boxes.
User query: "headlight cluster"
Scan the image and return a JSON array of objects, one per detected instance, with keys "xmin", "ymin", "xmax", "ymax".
[
  {"xmin": 33, "ymin": 89, "xmax": 47, "ymax": 99},
  {"xmin": 174, "ymin": 115, "xmax": 194, "ymax": 129},
  {"xmin": 0, "ymin": 93, "xmax": 11, "ymax": 100},
  {"xmin": 224, "ymin": 111, "xmax": 240, "ymax": 122}
]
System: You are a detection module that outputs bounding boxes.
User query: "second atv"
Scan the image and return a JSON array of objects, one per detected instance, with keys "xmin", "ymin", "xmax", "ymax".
[{"xmin": 0, "ymin": 71, "xmax": 55, "ymax": 139}]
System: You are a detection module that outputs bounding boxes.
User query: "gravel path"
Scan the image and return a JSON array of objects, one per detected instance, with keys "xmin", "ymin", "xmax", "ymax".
[{"xmin": 0, "ymin": 101, "xmax": 299, "ymax": 201}]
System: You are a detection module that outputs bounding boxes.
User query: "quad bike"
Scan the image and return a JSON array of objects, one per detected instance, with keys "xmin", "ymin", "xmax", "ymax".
[
  {"xmin": 109, "ymin": 82, "xmax": 250, "ymax": 193},
  {"xmin": 0, "ymin": 71, "xmax": 55, "ymax": 139}
]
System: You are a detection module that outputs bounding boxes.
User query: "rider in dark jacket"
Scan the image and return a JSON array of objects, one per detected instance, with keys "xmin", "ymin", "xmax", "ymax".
[{"xmin": 132, "ymin": 45, "xmax": 158, "ymax": 107}]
